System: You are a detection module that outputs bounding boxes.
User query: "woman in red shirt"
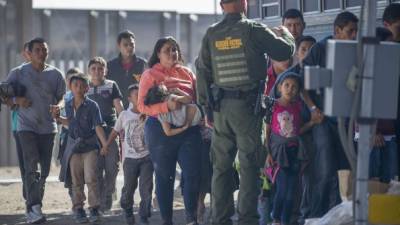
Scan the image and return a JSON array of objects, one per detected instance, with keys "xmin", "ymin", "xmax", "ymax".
[{"xmin": 138, "ymin": 36, "xmax": 202, "ymax": 225}]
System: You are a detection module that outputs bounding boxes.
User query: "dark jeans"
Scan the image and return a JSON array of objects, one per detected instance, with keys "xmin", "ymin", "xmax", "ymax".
[
  {"xmin": 145, "ymin": 117, "xmax": 201, "ymax": 224},
  {"xmin": 309, "ymin": 120, "xmax": 342, "ymax": 218},
  {"xmin": 272, "ymin": 147, "xmax": 299, "ymax": 225},
  {"xmin": 120, "ymin": 156, "xmax": 154, "ymax": 219},
  {"xmin": 97, "ymin": 128, "xmax": 120, "ymax": 211},
  {"xmin": 17, "ymin": 131, "xmax": 55, "ymax": 210},
  {"xmin": 13, "ymin": 131, "xmax": 26, "ymax": 205}
]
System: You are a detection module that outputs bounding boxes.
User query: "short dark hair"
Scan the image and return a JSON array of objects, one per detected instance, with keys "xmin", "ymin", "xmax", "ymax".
[
  {"xmin": 69, "ymin": 73, "xmax": 89, "ymax": 86},
  {"xmin": 148, "ymin": 36, "xmax": 184, "ymax": 68},
  {"xmin": 334, "ymin": 11, "xmax": 358, "ymax": 30},
  {"xmin": 88, "ymin": 56, "xmax": 107, "ymax": 68},
  {"xmin": 66, "ymin": 67, "xmax": 83, "ymax": 80},
  {"xmin": 282, "ymin": 9, "xmax": 305, "ymax": 24},
  {"xmin": 144, "ymin": 85, "xmax": 169, "ymax": 105},
  {"xmin": 28, "ymin": 37, "xmax": 47, "ymax": 52},
  {"xmin": 296, "ymin": 35, "xmax": 316, "ymax": 49},
  {"xmin": 128, "ymin": 84, "xmax": 139, "ymax": 96},
  {"xmin": 383, "ymin": 3, "xmax": 400, "ymax": 24},
  {"xmin": 117, "ymin": 30, "xmax": 135, "ymax": 44}
]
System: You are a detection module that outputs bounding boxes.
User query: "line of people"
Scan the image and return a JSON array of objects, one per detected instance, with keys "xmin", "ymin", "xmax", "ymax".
[{"xmin": 2, "ymin": 1, "xmax": 400, "ymax": 225}]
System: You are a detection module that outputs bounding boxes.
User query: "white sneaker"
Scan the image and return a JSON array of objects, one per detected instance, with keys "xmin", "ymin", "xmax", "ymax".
[
  {"xmin": 26, "ymin": 211, "xmax": 44, "ymax": 224},
  {"xmin": 29, "ymin": 205, "xmax": 45, "ymax": 224}
]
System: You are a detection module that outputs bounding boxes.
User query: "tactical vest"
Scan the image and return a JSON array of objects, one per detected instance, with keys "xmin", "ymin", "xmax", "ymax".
[{"xmin": 209, "ymin": 19, "xmax": 267, "ymax": 90}]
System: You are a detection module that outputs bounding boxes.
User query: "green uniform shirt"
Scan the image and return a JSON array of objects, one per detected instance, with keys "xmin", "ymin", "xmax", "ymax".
[{"xmin": 196, "ymin": 13, "xmax": 295, "ymax": 106}]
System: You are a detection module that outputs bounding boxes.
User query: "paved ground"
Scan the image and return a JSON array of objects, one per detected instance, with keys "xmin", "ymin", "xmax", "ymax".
[{"xmin": 0, "ymin": 166, "xmax": 213, "ymax": 225}]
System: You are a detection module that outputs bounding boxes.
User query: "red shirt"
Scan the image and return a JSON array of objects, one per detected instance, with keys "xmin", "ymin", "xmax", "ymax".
[{"xmin": 265, "ymin": 65, "xmax": 277, "ymax": 96}]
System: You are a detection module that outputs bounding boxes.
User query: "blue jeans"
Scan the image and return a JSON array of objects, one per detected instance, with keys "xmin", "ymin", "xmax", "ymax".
[
  {"xmin": 369, "ymin": 137, "xmax": 398, "ymax": 183},
  {"xmin": 145, "ymin": 117, "xmax": 201, "ymax": 224}
]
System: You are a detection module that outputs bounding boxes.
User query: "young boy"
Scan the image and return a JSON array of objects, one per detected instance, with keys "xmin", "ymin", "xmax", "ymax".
[
  {"xmin": 104, "ymin": 84, "xmax": 154, "ymax": 225},
  {"xmin": 87, "ymin": 56, "xmax": 124, "ymax": 212},
  {"xmin": 54, "ymin": 74, "xmax": 108, "ymax": 223}
]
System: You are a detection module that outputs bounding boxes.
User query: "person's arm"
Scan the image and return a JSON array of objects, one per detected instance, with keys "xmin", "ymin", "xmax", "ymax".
[
  {"xmin": 161, "ymin": 121, "xmax": 189, "ymax": 136},
  {"xmin": 252, "ymin": 23, "xmax": 295, "ymax": 61},
  {"xmin": 96, "ymin": 125, "xmax": 108, "ymax": 155},
  {"xmin": 264, "ymin": 124, "xmax": 273, "ymax": 166},
  {"xmin": 170, "ymin": 93, "xmax": 192, "ymax": 105},
  {"xmin": 111, "ymin": 82, "xmax": 124, "ymax": 115},
  {"xmin": 56, "ymin": 116, "xmax": 69, "ymax": 126},
  {"xmin": 113, "ymin": 98, "xmax": 124, "ymax": 115},
  {"xmin": 196, "ymin": 32, "xmax": 214, "ymax": 107}
]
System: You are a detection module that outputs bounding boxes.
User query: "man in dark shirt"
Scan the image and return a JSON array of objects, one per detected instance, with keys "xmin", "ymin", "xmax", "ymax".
[
  {"xmin": 300, "ymin": 11, "xmax": 358, "ymax": 220},
  {"xmin": 107, "ymin": 30, "xmax": 147, "ymax": 108}
]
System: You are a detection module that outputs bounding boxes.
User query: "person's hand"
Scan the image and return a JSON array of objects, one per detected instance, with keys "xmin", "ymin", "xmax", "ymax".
[
  {"xmin": 167, "ymin": 98, "xmax": 181, "ymax": 111},
  {"xmin": 100, "ymin": 146, "xmax": 109, "ymax": 156},
  {"xmin": 271, "ymin": 25, "xmax": 288, "ymax": 37},
  {"xmin": 310, "ymin": 107, "xmax": 324, "ymax": 124},
  {"xmin": 182, "ymin": 123, "xmax": 190, "ymax": 130},
  {"xmin": 373, "ymin": 134, "xmax": 385, "ymax": 148},
  {"xmin": 49, "ymin": 105, "xmax": 60, "ymax": 119},
  {"xmin": 266, "ymin": 154, "xmax": 274, "ymax": 167},
  {"xmin": 16, "ymin": 97, "xmax": 31, "ymax": 108},
  {"xmin": 205, "ymin": 115, "xmax": 214, "ymax": 128}
]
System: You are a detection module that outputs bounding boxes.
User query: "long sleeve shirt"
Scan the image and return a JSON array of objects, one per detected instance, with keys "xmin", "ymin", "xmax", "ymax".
[{"xmin": 137, "ymin": 63, "xmax": 197, "ymax": 117}]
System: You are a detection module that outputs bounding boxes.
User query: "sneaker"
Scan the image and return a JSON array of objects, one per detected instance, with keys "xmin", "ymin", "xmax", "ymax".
[
  {"xmin": 140, "ymin": 216, "xmax": 149, "ymax": 224},
  {"xmin": 124, "ymin": 208, "xmax": 135, "ymax": 225},
  {"xmin": 88, "ymin": 208, "xmax": 101, "ymax": 223},
  {"xmin": 74, "ymin": 208, "xmax": 88, "ymax": 224},
  {"xmin": 26, "ymin": 211, "xmax": 45, "ymax": 224},
  {"xmin": 29, "ymin": 205, "xmax": 46, "ymax": 224}
]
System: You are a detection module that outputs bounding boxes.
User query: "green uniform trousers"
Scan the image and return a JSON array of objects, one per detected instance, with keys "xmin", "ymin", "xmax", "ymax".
[{"xmin": 211, "ymin": 98, "xmax": 263, "ymax": 225}]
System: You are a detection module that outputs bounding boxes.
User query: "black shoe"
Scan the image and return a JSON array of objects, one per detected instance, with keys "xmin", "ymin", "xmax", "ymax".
[
  {"xmin": 88, "ymin": 208, "xmax": 100, "ymax": 223},
  {"xmin": 74, "ymin": 208, "xmax": 88, "ymax": 224},
  {"xmin": 124, "ymin": 208, "xmax": 135, "ymax": 225}
]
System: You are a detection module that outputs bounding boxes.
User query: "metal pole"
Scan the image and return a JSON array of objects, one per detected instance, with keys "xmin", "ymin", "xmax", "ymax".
[{"xmin": 355, "ymin": 1, "xmax": 377, "ymax": 225}]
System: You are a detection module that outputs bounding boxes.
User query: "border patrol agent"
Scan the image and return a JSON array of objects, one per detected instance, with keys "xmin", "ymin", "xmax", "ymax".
[{"xmin": 196, "ymin": 0, "xmax": 295, "ymax": 224}]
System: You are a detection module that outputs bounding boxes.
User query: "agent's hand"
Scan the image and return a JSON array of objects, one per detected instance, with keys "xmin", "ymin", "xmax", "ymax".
[
  {"xmin": 16, "ymin": 97, "xmax": 31, "ymax": 108},
  {"xmin": 271, "ymin": 25, "xmax": 288, "ymax": 37},
  {"xmin": 167, "ymin": 98, "xmax": 181, "ymax": 111}
]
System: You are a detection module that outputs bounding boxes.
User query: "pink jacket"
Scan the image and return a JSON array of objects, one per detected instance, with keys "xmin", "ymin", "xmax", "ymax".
[{"xmin": 138, "ymin": 63, "xmax": 197, "ymax": 117}]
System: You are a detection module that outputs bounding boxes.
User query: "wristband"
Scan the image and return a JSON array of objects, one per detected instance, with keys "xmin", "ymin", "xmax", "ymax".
[
  {"xmin": 310, "ymin": 105, "xmax": 317, "ymax": 112},
  {"xmin": 12, "ymin": 97, "xmax": 16, "ymax": 105}
]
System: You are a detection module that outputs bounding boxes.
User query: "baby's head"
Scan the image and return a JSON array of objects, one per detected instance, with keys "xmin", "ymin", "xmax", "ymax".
[{"xmin": 144, "ymin": 84, "xmax": 169, "ymax": 105}]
